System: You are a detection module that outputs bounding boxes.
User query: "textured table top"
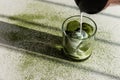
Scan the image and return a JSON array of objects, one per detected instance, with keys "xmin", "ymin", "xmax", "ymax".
[{"xmin": 0, "ymin": 0, "xmax": 120, "ymax": 80}]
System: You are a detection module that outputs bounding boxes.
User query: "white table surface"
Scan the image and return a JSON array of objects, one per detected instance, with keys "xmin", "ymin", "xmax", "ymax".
[{"xmin": 0, "ymin": 0, "xmax": 120, "ymax": 80}]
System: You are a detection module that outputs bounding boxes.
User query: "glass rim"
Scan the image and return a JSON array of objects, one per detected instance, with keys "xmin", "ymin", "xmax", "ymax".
[{"xmin": 62, "ymin": 15, "xmax": 97, "ymax": 40}]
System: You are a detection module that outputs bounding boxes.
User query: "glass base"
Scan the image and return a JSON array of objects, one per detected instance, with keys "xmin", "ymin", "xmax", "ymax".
[{"xmin": 63, "ymin": 48, "xmax": 92, "ymax": 61}]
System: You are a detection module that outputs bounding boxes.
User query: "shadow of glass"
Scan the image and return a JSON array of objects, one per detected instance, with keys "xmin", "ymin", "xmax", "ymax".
[{"xmin": 0, "ymin": 21, "xmax": 66, "ymax": 59}]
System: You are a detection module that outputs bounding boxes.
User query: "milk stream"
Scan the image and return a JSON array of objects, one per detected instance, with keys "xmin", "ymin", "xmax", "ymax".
[
  {"xmin": 74, "ymin": 12, "xmax": 88, "ymax": 52},
  {"xmin": 80, "ymin": 12, "xmax": 83, "ymax": 34}
]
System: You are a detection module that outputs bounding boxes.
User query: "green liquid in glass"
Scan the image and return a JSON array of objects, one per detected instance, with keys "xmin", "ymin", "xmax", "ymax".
[{"xmin": 63, "ymin": 20, "xmax": 94, "ymax": 60}]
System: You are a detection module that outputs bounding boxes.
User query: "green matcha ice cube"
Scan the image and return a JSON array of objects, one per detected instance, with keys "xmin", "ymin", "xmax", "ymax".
[
  {"xmin": 82, "ymin": 23, "xmax": 93, "ymax": 36},
  {"xmin": 66, "ymin": 20, "xmax": 80, "ymax": 32}
]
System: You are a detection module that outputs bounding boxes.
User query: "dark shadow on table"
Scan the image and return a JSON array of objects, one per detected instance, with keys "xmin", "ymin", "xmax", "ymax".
[{"xmin": 0, "ymin": 21, "xmax": 65, "ymax": 59}]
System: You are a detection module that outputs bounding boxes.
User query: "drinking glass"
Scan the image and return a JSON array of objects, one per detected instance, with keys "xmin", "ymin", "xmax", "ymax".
[{"xmin": 62, "ymin": 15, "xmax": 97, "ymax": 61}]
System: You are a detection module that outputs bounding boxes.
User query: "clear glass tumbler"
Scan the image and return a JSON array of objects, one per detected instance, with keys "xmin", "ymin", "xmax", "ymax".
[{"xmin": 62, "ymin": 15, "xmax": 97, "ymax": 61}]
